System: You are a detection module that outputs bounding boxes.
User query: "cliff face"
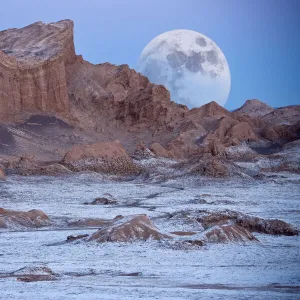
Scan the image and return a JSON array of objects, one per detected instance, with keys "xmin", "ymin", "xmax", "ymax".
[{"xmin": 0, "ymin": 20, "xmax": 75, "ymax": 121}]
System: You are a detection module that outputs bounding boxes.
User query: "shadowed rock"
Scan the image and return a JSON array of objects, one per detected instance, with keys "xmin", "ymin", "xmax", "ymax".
[
  {"xmin": 132, "ymin": 142, "xmax": 154, "ymax": 160},
  {"xmin": 197, "ymin": 210, "xmax": 298, "ymax": 236},
  {"xmin": 150, "ymin": 142, "xmax": 174, "ymax": 158},
  {"xmin": 67, "ymin": 234, "xmax": 89, "ymax": 242},
  {"xmin": 236, "ymin": 217, "xmax": 299, "ymax": 236},
  {"xmin": 84, "ymin": 194, "xmax": 118, "ymax": 205}
]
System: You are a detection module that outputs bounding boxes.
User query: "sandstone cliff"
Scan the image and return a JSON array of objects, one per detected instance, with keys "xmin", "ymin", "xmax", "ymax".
[{"xmin": 0, "ymin": 20, "xmax": 75, "ymax": 121}]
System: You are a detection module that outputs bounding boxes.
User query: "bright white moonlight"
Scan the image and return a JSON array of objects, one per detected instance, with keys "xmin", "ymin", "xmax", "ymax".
[{"xmin": 137, "ymin": 29, "xmax": 231, "ymax": 108}]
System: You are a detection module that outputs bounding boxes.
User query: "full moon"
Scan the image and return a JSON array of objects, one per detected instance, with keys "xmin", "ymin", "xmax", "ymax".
[{"xmin": 137, "ymin": 29, "xmax": 231, "ymax": 108}]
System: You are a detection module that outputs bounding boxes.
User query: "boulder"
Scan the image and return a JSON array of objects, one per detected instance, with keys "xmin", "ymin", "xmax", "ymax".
[
  {"xmin": 196, "ymin": 210, "xmax": 298, "ymax": 236},
  {"xmin": 84, "ymin": 193, "xmax": 118, "ymax": 205},
  {"xmin": 205, "ymin": 224, "xmax": 258, "ymax": 243},
  {"xmin": 236, "ymin": 216, "xmax": 299, "ymax": 236},
  {"xmin": 62, "ymin": 140, "xmax": 139, "ymax": 175},
  {"xmin": 0, "ymin": 208, "xmax": 50, "ymax": 228},
  {"xmin": 88, "ymin": 215, "xmax": 171, "ymax": 242}
]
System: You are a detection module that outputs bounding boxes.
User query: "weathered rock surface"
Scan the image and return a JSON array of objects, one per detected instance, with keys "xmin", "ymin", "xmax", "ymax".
[
  {"xmin": 262, "ymin": 105, "xmax": 300, "ymax": 125},
  {"xmin": 197, "ymin": 210, "xmax": 298, "ymax": 236},
  {"xmin": 204, "ymin": 224, "xmax": 257, "ymax": 243},
  {"xmin": 0, "ymin": 20, "xmax": 75, "ymax": 121},
  {"xmin": 88, "ymin": 215, "xmax": 171, "ymax": 242},
  {"xmin": 234, "ymin": 99, "xmax": 274, "ymax": 118},
  {"xmin": 61, "ymin": 140, "xmax": 139, "ymax": 175},
  {"xmin": 0, "ymin": 208, "xmax": 50, "ymax": 228},
  {"xmin": 236, "ymin": 216, "xmax": 299, "ymax": 236},
  {"xmin": 9, "ymin": 155, "xmax": 72, "ymax": 176}
]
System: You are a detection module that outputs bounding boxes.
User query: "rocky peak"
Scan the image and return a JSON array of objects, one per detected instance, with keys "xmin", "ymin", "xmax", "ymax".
[
  {"xmin": 0, "ymin": 19, "xmax": 75, "ymax": 64},
  {"xmin": 234, "ymin": 99, "xmax": 274, "ymax": 117},
  {"xmin": 188, "ymin": 101, "xmax": 231, "ymax": 119}
]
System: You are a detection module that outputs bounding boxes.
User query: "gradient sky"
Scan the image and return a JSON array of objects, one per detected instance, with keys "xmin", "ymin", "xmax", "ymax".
[{"xmin": 0, "ymin": 0, "xmax": 299, "ymax": 109}]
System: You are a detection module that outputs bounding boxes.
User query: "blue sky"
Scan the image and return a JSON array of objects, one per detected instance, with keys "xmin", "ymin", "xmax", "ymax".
[{"xmin": 0, "ymin": 0, "xmax": 299, "ymax": 109}]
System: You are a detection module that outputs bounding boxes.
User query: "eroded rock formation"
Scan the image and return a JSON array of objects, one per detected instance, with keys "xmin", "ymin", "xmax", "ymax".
[
  {"xmin": 0, "ymin": 208, "xmax": 50, "ymax": 228},
  {"xmin": 88, "ymin": 215, "xmax": 171, "ymax": 242},
  {"xmin": 0, "ymin": 20, "xmax": 299, "ymax": 178}
]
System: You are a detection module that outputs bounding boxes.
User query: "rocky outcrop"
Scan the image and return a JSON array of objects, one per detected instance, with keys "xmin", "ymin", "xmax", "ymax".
[
  {"xmin": 236, "ymin": 216, "xmax": 299, "ymax": 236},
  {"xmin": 150, "ymin": 142, "xmax": 173, "ymax": 158},
  {"xmin": 205, "ymin": 224, "xmax": 257, "ymax": 243},
  {"xmin": 262, "ymin": 105, "xmax": 300, "ymax": 125},
  {"xmin": 196, "ymin": 210, "xmax": 298, "ymax": 236},
  {"xmin": 10, "ymin": 155, "xmax": 72, "ymax": 176},
  {"xmin": 62, "ymin": 140, "xmax": 139, "ymax": 175},
  {"xmin": 0, "ymin": 208, "xmax": 50, "ymax": 228},
  {"xmin": 234, "ymin": 99, "xmax": 274, "ymax": 117},
  {"xmin": 261, "ymin": 124, "xmax": 299, "ymax": 142},
  {"xmin": 188, "ymin": 101, "xmax": 231, "ymax": 119},
  {"xmin": 88, "ymin": 215, "xmax": 171, "ymax": 242},
  {"xmin": 0, "ymin": 20, "xmax": 75, "ymax": 121}
]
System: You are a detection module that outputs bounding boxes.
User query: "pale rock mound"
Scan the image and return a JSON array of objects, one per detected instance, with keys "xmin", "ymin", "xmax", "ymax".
[{"xmin": 88, "ymin": 215, "xmax": 171, "ymax": 242}]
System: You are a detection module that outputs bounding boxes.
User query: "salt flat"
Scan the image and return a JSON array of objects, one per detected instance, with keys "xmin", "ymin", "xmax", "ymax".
[{"xmin": 0, "ymin": 175, "xmax": 299, "ymax": 299}]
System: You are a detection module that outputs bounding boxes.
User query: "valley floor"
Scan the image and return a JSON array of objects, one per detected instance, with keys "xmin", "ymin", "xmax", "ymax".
[{"xmin": 0, "ymin": 174, "xmax": 300, "ymax": 299}]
